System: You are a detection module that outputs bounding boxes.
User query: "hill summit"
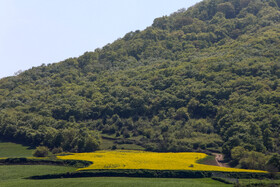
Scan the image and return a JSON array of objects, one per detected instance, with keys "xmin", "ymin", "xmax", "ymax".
[{"xmin": 1, "ymin": 0, "xmax": 280, "ymax": 169}]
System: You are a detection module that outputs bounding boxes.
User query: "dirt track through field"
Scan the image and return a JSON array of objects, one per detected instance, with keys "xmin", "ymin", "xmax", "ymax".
[{"xmin": 213, "ymin": 154, "xmax": 228, "ymax": 167}]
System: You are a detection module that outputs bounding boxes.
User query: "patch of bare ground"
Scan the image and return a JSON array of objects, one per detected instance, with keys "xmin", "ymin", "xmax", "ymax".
[{"xmin": 213, "ymin": 153, "xmax": 229, "ymax": 167}]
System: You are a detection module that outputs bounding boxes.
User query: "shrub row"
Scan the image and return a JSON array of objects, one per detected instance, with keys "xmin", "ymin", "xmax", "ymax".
[
  {"xmin": 0, "ymin": 157, "xmax": 92, "ymax": 168},
  {"xmin": 28, "ymin": 169, "xmax": 211, "ymax": 179},
  {"xmin": 27, "ymin": 169, "xmax": 273, "ymax": 180}
]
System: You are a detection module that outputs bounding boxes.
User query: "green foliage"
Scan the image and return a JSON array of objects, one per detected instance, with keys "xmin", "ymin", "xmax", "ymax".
[
  {"xmin": 239, "ymin": 151, "xmax": 268, "ymax": 170},
  {"xmin": 0, "ymin": 157, "xmax": 92, "ymax": 168},
  {"xmin": 217, "ymin": 2, "xmax": 235, "ymax": 19},
  {"xmin": 230, "ymin": 147, "xmax": 280, "ymax": 171},
  {"xmin": 0, "ymin": 0, "xmax": 280, "ymax": 166},
  {"xmin": 231, "ymin": 146, "xmax": 246, "ymax": 162},
  {"xmin": 266, "ymin": 154, "xmax": 280, "ymax": 172},
  {"xmin": 33, "ymin": 146, "xmax": 50, "ymax": 157},
  {"xmin": 27, "ymin": 170, "xmax": 271, "ymax": 180}
]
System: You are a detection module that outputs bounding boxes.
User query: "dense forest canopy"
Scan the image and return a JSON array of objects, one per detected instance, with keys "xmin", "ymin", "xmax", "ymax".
[{"xmin": 1, "ymin": 0, "xmax": 280, "ymax": 170}]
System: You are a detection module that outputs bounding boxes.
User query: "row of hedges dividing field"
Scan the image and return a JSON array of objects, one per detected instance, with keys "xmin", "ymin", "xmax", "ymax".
[{"xmin": 28, "ymin": 169, "xmax": 274, "ymax": 180}]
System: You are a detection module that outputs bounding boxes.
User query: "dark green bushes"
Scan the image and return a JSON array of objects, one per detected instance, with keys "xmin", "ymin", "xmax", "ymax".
[
  {"xmin": 0, "ymin": 0, "xmax": 280, "ymax": 167},
  {"xmin": 33, "ymin": 146, "xmax": 50, "ymax": 157},
  {"xmin": 27, "ymin": 170, "xmax": 272, "ymax": 180},
  {"xmin": 0, "ymin": 157, "xmax": 92, "ymax": 168}
]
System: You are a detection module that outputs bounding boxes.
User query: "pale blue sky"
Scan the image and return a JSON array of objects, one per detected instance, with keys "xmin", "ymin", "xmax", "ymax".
[{"xmin": 0, "ymin": 0, "xmax": 201, "ymax": 78}]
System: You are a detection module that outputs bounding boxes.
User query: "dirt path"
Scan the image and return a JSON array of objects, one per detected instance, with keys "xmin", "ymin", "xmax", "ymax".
[{"xmin": 213, "ymin": 153, "xmax": 228, "ymax": 167}]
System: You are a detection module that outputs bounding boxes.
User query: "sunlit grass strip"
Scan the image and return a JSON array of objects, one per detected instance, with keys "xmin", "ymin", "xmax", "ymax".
[{"xmin": 57, "ymin": 150, "xmax": 266, "ymax": 173}]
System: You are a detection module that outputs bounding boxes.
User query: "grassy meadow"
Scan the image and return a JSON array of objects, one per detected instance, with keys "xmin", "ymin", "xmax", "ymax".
[
  {"xmin": 0, "ymin": 175, "xmax": 232, "ymax": 187},
  {"xmin": 0, "ymin": 165, "xmax": 76, "ymax": 181},
  {"xmin": 238, "ymin": 179, "xmax": 280, "ymax": 186},
  {"xmin": 58, "ymin": 150, "xmax": 266, "ymax": 173},
  {"xmin": 0, "ymin": 141, "xmax": 34, "ymax": 158}
]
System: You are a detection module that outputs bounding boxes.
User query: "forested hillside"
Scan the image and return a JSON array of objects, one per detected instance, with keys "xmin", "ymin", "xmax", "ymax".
[{"xmin": 1, "ymin": 0, "xmax": 280, "ymax": 169}]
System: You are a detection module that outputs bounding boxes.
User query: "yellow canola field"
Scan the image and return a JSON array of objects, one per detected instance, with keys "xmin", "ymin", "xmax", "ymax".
[{"xmin": 58, "ymin": 150, "xmax": 265, "ymax": 173}]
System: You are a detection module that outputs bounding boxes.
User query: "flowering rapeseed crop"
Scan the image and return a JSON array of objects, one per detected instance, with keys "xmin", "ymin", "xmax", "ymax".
[{"xmin": 58, "ymin": 150, "xmax": 265, "ymax": 172}]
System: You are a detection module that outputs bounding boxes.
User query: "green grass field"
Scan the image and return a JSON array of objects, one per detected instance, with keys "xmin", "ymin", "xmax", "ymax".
[
  {"xmin": 0, "ymin": 141, "xmax": 34, "ymax": 157},
  {"xmin": 1, "ymin": 174, "xmax": 232, "ymax": 187},
  {"xmin": 0, "ymin": 165, "xmax": 76, "ymax": 187},
  {"xmin": 0, "ymin": 165, "xmax": 76, "ymax": 181},
  {"xmin": 238, "ymin": 178, "xmax": 280, "ymax": 186}
]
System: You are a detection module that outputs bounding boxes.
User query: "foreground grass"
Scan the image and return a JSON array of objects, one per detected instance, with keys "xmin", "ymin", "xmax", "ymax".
[
  {"xmin": 0, "ymin": 163, "xmax": 232, "ymax": 187},
  {"xmin": 1, "ymin": 177, "xmax": 232, "ymax": 187},
  {"xmin": 0, "ymin": 142, "xmax": 34, "ymax": 157},
  {"xmin": 0, "ymin": 165, "xmax": 76, "ymax": 181},
  {"xmin": 58, "ymin": 150, "xmax": 265, "ymax": 173},
  {"xmin": 238, "ymin": 178, "xmax": 280, "ymax": 186}
]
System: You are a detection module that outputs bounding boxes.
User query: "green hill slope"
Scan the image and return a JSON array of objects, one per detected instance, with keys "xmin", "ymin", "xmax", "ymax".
[{"xmin": 1, "ymin": 0, "xmax": 280, "ymax": 169}]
